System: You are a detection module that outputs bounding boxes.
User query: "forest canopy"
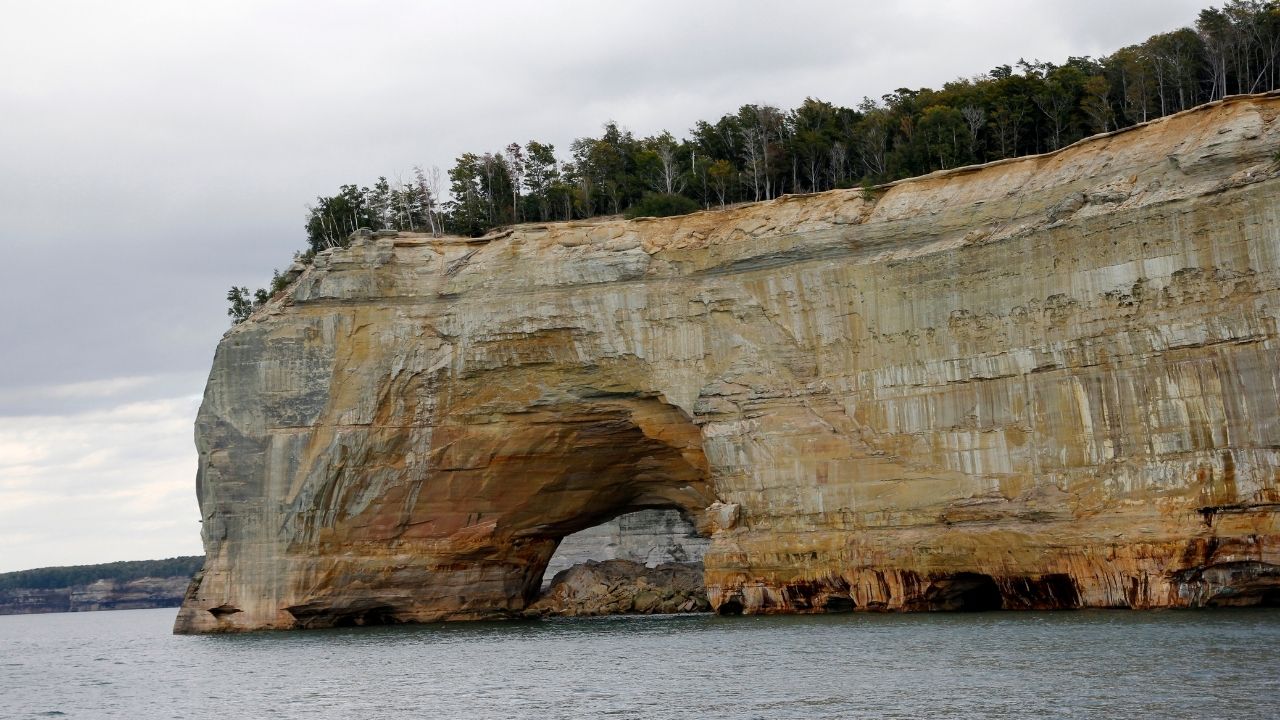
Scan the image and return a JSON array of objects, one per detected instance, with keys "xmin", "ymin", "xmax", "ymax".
[
  {"xmin": 0, "ymin": 556, "xmax": 204, "ymax": 591},
  {"xmin": 229, "ymin": 1, "xmax": 1280, "ymax": 323}
]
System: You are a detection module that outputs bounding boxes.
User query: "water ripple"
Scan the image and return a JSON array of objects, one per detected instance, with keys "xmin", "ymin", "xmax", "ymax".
[{"xmin": 1, "ymin": 608, "xmax": 1278, "ymax": 719}]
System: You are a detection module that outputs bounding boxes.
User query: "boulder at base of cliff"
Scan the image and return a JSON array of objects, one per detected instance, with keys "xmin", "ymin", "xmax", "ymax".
[{"xmin": 527, "ymin": 560, "xmax": 709, "ymax": 617}]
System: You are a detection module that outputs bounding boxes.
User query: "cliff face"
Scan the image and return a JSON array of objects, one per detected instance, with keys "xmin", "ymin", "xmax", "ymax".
[
  {"xmin": 0, "ymin": 577, "xmax": 190, "ymax": 615},
  {"xmin": 177, "ymin": 94, "xmax": 1280, "ymax": 633}
]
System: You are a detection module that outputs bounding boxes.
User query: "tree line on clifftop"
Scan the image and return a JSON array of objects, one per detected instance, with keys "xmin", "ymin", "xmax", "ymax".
[
  {"xmin": 229, "ymin": 1, "xmax": 1280, "ymax": 323},
  {"xmin": 0, "ymin": 556, "xmax": 204, "ymax": 591}
]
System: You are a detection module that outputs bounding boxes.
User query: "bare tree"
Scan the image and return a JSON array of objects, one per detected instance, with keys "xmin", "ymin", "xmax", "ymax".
[
  {"xmin": 737, "ymin": 104, "xmax": 783, "ymax": 200},
  {"xmin": 828, "ymin": 141, "xmax": 847, "ymax": 188},
  {"xmin": 655, "ymin": 142, "xmax": 684, "ymax": 194},
  {"xmin": 1242, "ymin": 3, "xmax": 1280, "ymax": 92},
  {"xmin": 960, "ymin": 105, "xmax": 986, "ymax": 159},
  {"xmin": 1199, "ymin": 8, "xmax": 1233, "ymax": 100},
  {"xmin": 414, "ymin": 165, "xmax": 443, "ymax": 237},
  {"xmin": 740, "ymin": 124, "xmax": 765, "ymax": 201},
  {"xmin": 504, "ymin": 143, "xmax": 525, "ymax": 224},
  {"xmin": 754, "ymin": 105, "xmax": 783, "ymax": 199},
  {"xmin": 390, "ymin": 172, "xmax": 415, "ymax": 232},
  {"xmin": 855, "ymin": 104, "xmax": 890, "ymax": 178}
]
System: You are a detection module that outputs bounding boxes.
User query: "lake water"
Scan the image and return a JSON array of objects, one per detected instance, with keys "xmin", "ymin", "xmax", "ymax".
[{"xmin": 1, "ymin": 607, "xmax": 1278, "ymax": 719}]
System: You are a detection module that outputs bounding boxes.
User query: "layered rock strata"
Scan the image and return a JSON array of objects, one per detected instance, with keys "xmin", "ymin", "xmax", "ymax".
[{"xmin": 177, "ymin": 93, "xmax": 1280, "ymax": 633}]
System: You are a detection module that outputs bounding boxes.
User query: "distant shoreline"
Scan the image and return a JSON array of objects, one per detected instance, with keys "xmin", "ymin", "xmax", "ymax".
[{"xmin": 0, "ymin": 556, "xmax": 201, "ymax": 616}]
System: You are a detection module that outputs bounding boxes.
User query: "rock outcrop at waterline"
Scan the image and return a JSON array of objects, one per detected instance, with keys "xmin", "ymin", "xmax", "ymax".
[
  {"xmin": 176, "ymin": 93, "xmax": 1280, "ymax": 633},
  {"xmin": 528, "ymin": 560, "xmax": 709, "ymax": 617}
]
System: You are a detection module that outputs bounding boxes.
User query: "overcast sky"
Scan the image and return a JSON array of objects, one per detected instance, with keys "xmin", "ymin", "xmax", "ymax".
[{"xmin": 0, "ymin": 0, "xmax": 1209, "ymax": 573}]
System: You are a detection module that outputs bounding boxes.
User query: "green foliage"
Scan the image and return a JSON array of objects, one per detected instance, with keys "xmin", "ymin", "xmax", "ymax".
[
  {"xmin": 226, "ymin": 268, "xmax": 296, "ymax": 325},
  {"xmin": 523, "ymin": 141, "xmax": 561, "ymax": 221},
  {"xmin": 304, "ymin": 175, "xmax": 440, "ymax": 253},
  {"xmin": 859, "ymin": 181, "xmax": 879, "ymax": 202},
  {"xmin": 445, "ymin": 152, "xmax": 509, "ymax": 236},
  {"xmin": 0, "ymin": 556, "xmax": 204, "ymax": 591},
  {"xmin": 226, "ymin": 286, "xmax": 255, "ymax": 324},
  {"xmin": 303, "ymin": 1, "xmax": 1280, "ymax": 234},
  {"xmin": 624, "ymin": 192, "xmax": 700, "ymax": 219}
]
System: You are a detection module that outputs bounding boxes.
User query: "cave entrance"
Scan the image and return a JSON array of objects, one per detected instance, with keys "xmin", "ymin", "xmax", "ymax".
[
  {"xmin": 923, "ymin": 572, "xmax": 1004, "ymax": 612},
  {"xmin": 1199, "ymin": 562, "xmax": 1280, "ymax": 608}
]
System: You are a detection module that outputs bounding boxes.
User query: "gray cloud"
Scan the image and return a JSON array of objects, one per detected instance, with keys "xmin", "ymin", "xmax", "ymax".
[{"xmin": 0, "ymin": 394, "xmax": 204, "ymax": 573}]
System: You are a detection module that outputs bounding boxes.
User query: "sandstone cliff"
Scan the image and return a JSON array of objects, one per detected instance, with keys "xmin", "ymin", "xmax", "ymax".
[{"xmin": 177, "ymin": 93, "xmax": 1280, "ymax": 633}]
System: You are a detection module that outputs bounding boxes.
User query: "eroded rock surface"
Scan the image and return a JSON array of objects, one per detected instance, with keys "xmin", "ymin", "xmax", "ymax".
[
  {"xmin": 178, "ymin": 94, "xmax": 1280, "ymax": 633},
  {"xmin": 527, "ymin": 560, "xmax": 709, "ymax": 616}
]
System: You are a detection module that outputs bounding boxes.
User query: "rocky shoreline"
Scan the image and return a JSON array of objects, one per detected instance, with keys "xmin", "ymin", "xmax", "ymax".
[{"xmin": 528, "ymin": 560, "xmax": 709, "ymax": 617}]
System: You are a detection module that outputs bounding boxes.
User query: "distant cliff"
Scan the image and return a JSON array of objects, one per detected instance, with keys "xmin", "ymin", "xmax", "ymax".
[
  {"xmin": 179, "ymin": 94, "xmax": 1280, "ymax": 633},
  {"xmin": 0, "ymin": 557, "xmax": 201, "ymax": 615}
]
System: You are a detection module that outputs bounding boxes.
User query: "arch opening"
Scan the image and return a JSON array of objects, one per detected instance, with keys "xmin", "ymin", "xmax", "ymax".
[
  {"xmin": 271, "ymin": 392, "xmax": 719, "ymax": 627},
  {"xmin": 529, "ymin": 506, "xmax": 712, "ymax": 616},
  {"xmin": 457, "ymin": 394, "xmax": 718, "ymax": 613},
  {"xmin": 540, "ymin": 508, "xmax": 710, "ymax": 588}
]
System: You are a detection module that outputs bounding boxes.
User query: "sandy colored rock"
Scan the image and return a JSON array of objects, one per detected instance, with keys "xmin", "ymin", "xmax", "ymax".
[{"xmin": 178, "ymin": 94, "xmax": 1280, "ymax": 633}]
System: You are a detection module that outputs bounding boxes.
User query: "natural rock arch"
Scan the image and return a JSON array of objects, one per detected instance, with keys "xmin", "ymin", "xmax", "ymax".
[
  {"xmin": 177, "ymin": 378, "xmax": 721, "ymax": 632},
  {"xmin": 177, "ymin": 95, "xmax": 1280, "ymax": 633},
  {"xmin": 406, "ymin": 391, "xmax": 719, "ymax": 610}
]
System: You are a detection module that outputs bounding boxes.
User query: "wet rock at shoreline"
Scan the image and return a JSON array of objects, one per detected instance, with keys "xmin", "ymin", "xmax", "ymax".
[{"xmin": 527, "ymin": 560, "xmax": 709, "ymax": 617}]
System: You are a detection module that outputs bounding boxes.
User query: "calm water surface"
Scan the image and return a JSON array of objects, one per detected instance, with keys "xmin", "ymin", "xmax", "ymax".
[{"xmin": 1, "ymin": 607, "xmax": 1277, "ymax": 719}]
